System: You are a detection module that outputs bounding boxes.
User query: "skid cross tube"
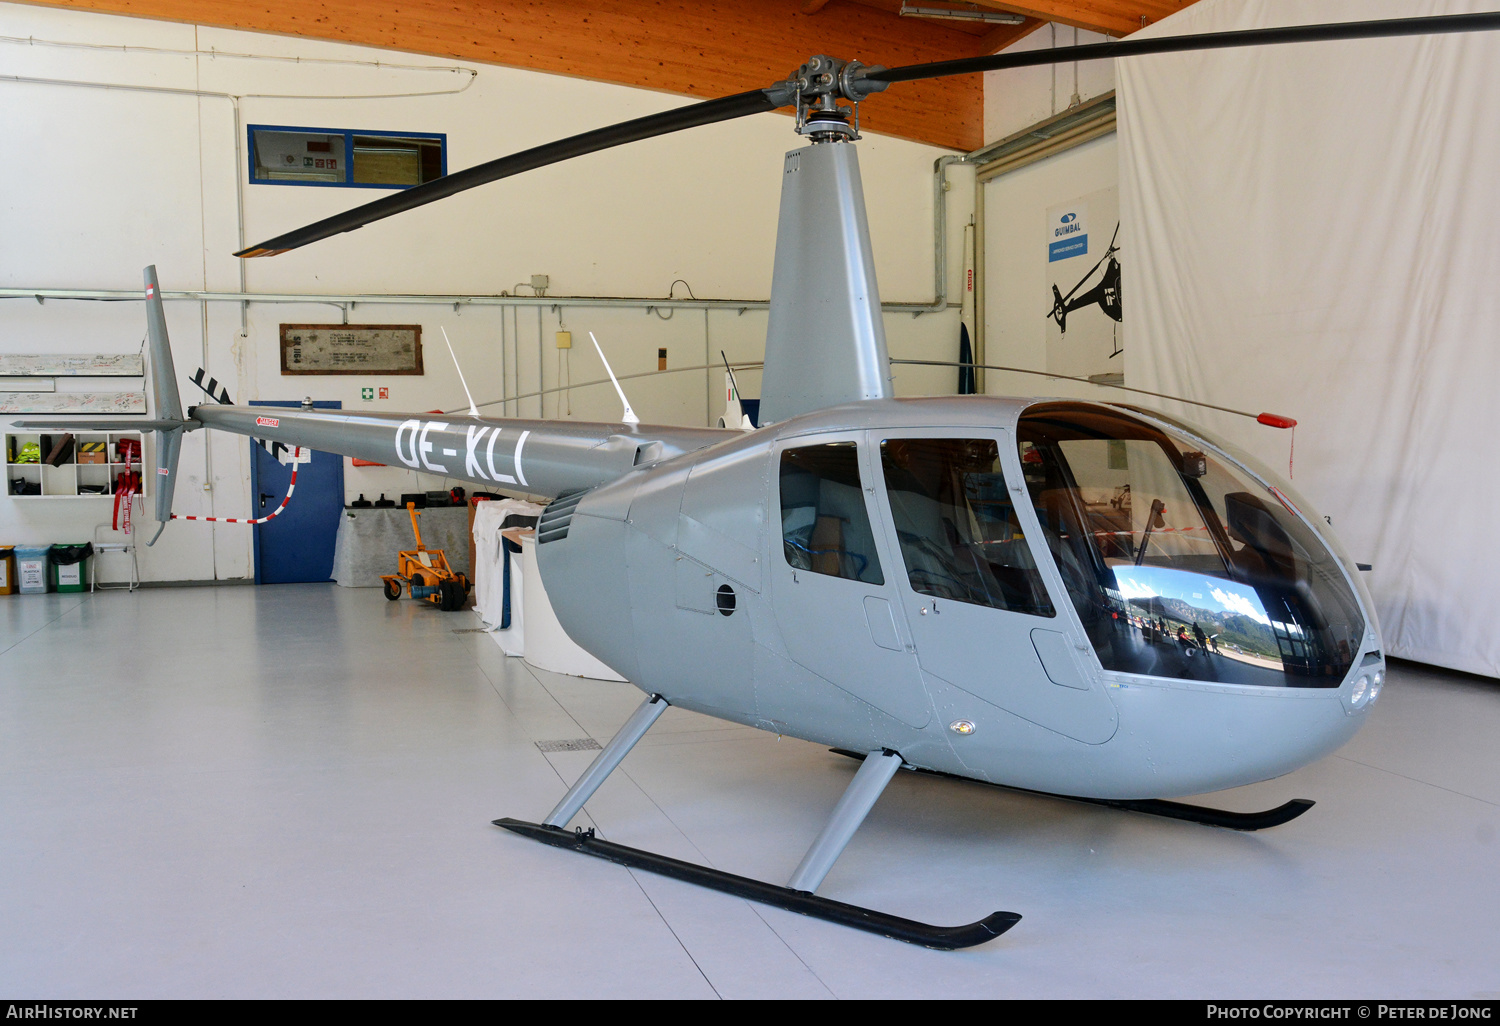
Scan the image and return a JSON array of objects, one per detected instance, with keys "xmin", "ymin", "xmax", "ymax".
[
  {"xmin": 543, "ymin": 693, "xmax": 668, "ymax": 828},
  {"xmin": 788, "ymin": 748, "xmax": 903, "ymax": 893}
]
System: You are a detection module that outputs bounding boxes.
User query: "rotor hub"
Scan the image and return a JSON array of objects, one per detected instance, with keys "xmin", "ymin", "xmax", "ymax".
[{"xmin": 768, "ymin": 55, "xmax": 890, "ymax": 142}]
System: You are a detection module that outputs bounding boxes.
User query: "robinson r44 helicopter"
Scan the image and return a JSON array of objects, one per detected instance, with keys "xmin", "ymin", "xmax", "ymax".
[{"xmin": 28, "ymin": 11, "xmax": 1499, "ymax": 948}]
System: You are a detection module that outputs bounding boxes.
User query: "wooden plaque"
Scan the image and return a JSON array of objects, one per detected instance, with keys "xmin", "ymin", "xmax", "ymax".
[
  {"xmin": 279, "ymin": 324, "xmax": 423, "ymax": 375},
  {"xmin": 0, "ymin": 353, "xmax": 145, "ymax": 377},
  {"xmin": 0, "ymin": 391, "xmax": 145, "ymax": 414}
]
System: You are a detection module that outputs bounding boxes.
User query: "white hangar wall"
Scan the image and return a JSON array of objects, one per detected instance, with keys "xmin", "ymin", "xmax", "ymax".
[
  {"xmin": 980, "ymin": 26, "xmax": 1121, "ymax": 402},
  {"xmin": 980, "ymin": 135, "xmax": 1119, "ymax": 393},
  {"xmin": 0, "ymin": 1, "xmax": 971, "ymax": 583},
  {"xmin": 1119, "ymin": 0, "xmax": 1500, "ymax": 677},
  {"xmin": 984, "ymin": 22, "xmax": 1115, "ymax": 143}
]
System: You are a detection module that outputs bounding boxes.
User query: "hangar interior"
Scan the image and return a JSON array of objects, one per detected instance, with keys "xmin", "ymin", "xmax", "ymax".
[{"xmin": 2, "ymin": 0, "xmax": 1497, "ymax": 999}]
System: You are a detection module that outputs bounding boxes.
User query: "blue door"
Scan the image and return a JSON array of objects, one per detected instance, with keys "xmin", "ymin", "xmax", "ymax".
[{"xmin": 250, "ymin": 400, "xmax": 344, "ymax": 585}]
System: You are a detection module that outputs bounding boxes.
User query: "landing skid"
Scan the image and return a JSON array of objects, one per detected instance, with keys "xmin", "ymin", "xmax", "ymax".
[
  {"xmin": 504, "ymin": 695, "xmax": 1020, "ymax": 948},
  {"xmin": 829, "ymin": 749, "xmax": 1314, "ymax": 831},
  {"xmin": 496, "ymin": 818, "xmax": 1020, "ymax": 949},
  {"xmin": 1070, "ymin": 795, "xmax": 1314, "ymax": 830}
]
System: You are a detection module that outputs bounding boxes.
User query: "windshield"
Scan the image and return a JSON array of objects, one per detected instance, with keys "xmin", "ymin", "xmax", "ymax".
[{"xmin": 1016, "ymin": 403, "xmax": 1364, "ymax": 688}]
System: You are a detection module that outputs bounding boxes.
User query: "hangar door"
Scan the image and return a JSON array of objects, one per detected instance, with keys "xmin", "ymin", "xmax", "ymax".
[{"xmin": 249, "ymin": 400, "xmax": 344, "ymax": 584}]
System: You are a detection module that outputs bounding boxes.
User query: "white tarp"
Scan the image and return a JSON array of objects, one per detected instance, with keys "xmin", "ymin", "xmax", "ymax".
[
  {"xmin": 471, "ymin": 498, "xmax": 544, "ymax": 649},
  {"xmin": 1119, "ymin": 0, "xmax": 1500, "ymax": 677}
]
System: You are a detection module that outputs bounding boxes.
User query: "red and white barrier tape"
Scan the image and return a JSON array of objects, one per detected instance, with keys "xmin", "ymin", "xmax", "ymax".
[
  {"xmin": 172, "ymin": 449, "xmax": 301, "ymax": 525},
  {"xmin": 113, "ymin": 470, "xmax": 141, "ymax": 534}
]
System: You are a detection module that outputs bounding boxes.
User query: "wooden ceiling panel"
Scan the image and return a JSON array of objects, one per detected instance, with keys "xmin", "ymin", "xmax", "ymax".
[
  {"xmin": 839, "ymin": 0, "xmax": 1002, "ymax": 37},
  {"xmin": 967, "ymin": 0, "xmax": 1195, "ymax": 36},
  {"xmin": 19, "ymin": 0, "xmax": 1192, "ymax": 149}
]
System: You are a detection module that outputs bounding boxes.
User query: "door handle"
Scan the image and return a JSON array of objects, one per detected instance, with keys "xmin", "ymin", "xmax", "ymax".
[{"xmin": 259, "ymin": 492, "xmax": 274, "ymax": 509}]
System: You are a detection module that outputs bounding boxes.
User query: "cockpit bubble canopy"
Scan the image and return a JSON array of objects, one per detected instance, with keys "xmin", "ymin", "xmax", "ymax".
[{"xmin": 1016, "ymin": 403, "xmax": 1365, "ymax": 688}]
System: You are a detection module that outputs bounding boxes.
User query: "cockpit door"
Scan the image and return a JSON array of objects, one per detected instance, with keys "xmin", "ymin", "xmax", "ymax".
[
  {"xmin": 770, "ymin": 435, "xmax": 930, "ymax": 729},
  {"xmin": 867, "ymin": 428, "xmax": 1118, "ymax": 745}
]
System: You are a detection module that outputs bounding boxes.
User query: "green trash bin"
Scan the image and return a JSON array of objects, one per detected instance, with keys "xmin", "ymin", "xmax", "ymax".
[{"xmin": 49, "ymin": 543, "xmax": 92, "ymax": 593}]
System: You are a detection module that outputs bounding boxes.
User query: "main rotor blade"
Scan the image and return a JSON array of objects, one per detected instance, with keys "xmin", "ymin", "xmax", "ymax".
[
  {"xmin": 236, "ymin": 89, "xmax": 779, "ymax": 257},
  {"xmin": 868, "ymin": 11, "xmax": 1500, "ymax": 85}
]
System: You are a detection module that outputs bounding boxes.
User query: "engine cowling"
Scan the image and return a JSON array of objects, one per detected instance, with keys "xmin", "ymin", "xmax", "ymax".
[{"xmin": 533, "ymin": 432, "xmax": 769, "ymax": 723}]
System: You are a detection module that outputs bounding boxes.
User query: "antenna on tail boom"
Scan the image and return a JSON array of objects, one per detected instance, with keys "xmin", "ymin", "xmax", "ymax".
[
  {"xmin": 441, "ymin": 327, "xmax": 480, "ymax": 418},
  {"xmin": 589, "ymin": 332, "xmax": 639, "ymax": 426}
]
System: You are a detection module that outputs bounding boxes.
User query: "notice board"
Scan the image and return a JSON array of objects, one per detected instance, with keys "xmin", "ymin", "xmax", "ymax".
[{"xmin": 279, "ymin": 325, "xmax": 423, "ymax": 375}]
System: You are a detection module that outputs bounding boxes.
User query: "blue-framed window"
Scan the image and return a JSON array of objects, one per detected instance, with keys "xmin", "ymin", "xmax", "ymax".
[{"xmin": 248, "ymin": 124, "xmax": 446, "ymax": 189}]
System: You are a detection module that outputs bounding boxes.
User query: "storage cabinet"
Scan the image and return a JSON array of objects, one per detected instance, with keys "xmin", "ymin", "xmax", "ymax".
[{"xmin": 5, "ymin": 432, "xmax": 145, "ymax": 500}]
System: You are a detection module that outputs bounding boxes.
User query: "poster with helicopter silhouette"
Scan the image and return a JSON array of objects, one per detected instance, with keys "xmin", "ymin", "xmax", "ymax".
[{"xmin": 1045, "ymin": 187, "xmax": 1122, "ymax": 379}]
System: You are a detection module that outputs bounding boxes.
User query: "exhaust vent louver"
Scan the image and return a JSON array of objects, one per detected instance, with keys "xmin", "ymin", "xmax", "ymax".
[{"xmin": 537, "ymin": 490, "xmax": 586, "ymax": 544}]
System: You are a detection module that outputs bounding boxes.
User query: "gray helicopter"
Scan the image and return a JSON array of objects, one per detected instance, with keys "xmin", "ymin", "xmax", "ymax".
[{"xmin": 28, "ymin": 12, "xmax": 1497, "ymax": 948}]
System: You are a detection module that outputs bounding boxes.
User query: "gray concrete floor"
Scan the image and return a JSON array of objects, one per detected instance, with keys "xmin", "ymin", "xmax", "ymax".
[{"xmin": 2, "ymin": 584, "xmax": 1497, "ymax": 999}]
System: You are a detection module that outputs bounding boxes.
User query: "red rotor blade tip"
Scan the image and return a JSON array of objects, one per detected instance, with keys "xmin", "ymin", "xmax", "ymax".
[{"xmin": 1257, "ymin": 413, "xmax": 1298, "ymax": 429}]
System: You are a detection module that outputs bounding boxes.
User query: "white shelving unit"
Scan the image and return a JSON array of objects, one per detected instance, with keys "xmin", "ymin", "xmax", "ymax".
[{"xmin": 5, "ymin": 431, "xmax": 145, "ymax": 500}]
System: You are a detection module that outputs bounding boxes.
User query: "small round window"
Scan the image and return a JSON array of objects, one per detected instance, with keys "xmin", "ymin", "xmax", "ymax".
[{"xmin": 716, "ymin": 584, "xmax": 736, "ymax": 616}]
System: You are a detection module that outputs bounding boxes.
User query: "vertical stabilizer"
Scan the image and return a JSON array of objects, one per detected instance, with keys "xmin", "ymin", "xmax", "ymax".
[
  {"xmin": 758, "ymin": 143, "xmax": 892, "ymax": 425},
  {"xmin": 144, "ymin": 266, "xmax": 183, "ymax": 422},
  {"xmin": 143, "ymin": 266, "xmax": 187, "ymax": 542}
]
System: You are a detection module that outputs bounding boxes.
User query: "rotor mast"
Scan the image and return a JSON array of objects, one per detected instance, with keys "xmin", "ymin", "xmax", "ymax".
[{"xmin": 757, "ymin": 56, "xmax": 897, "ymax": 426}]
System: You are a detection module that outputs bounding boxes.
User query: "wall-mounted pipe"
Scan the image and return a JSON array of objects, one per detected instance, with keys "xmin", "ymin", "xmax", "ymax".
[
  {"xmin": 0, "ymin": 287, "xmax": 951, "ymax": 314},
  {"xmin": 931, "ymin": 153, "xmax": 969, "ymax": 314}
]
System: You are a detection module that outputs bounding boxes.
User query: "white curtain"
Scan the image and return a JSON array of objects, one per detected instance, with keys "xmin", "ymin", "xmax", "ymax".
[{"xmin": 1118, "ymin": 0, "xmax": 1500, "ymax": 678}]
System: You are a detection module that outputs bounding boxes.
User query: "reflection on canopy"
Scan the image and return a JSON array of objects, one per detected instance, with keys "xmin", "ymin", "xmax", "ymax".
[
  {"xmin": 1108, "ymin": 564, "xmax": 1293, "ymax": 685},
  {"xmin": 1017, "ymin": 403, "xmax": 1364, "ymax": 688}
]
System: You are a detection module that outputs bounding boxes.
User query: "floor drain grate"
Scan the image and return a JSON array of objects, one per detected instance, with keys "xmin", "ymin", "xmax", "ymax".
[
  {"xmin": 535, "ymin": 738, "xmax": 602, "ymax": 753},
  {"xmin": 451, "ymin": 628, "xmax": 490, "ymax": 634}
]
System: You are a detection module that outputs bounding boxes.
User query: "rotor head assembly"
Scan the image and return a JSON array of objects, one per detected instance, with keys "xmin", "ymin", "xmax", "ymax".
[{"xmin": 767, "ymin": 55, "xmax": 889, "ymax": 141}]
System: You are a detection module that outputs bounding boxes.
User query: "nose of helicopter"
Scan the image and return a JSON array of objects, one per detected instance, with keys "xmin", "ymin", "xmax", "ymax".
[{"xmin": 1084, "ymin": 670, "xmax": 1380, "ymax": 800}]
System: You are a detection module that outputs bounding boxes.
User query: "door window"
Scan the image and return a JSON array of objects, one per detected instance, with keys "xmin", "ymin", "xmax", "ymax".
[
  {"xmin": 779, "ymin": 443, "xmax": 883, "ymax": 585},
  {"xmin": 878, "ymin": 437, "xmax": 1054, "ymax": 617}
]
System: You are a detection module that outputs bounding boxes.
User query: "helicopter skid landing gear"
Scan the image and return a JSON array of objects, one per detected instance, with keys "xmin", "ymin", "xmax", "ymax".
[
  {"xmin": 494, "ymin": 817, "xmax": 1019, "ymax": 949},
  {"xmin": 1070, "ymin": 795, "xmax": 1314, "ymax": 830},
  {"xmin": 497, "ymin": 695, "xmax": 1020, "ymax": 949},
  {"xmin": 829, "ymin": 749, "xmax": 1314, "ymax": 831}
]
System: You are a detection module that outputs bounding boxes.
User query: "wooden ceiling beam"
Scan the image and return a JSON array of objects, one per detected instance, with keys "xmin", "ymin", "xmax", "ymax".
[
  {"xmin": 17, "ymin": 0, "xmax": 1015, "ymax": 150},
  {"xmin": 974, "ymin": 17, "xmax": 1046, "ymax": 56},
  {"xmin": 963, "ymin": 1, "xmax": 1191, "ymax": 37}
]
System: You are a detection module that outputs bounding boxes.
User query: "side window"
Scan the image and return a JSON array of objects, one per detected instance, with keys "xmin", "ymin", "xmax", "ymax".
[
  {"xmin": 879, "ymin": 437, "xmax": 1054, "ymax": 617},
  {"xmin": 779, "ymin": 443, "xmax": 884, "ymax": 585}
]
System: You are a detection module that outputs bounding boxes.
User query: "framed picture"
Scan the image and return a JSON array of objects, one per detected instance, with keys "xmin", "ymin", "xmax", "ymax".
[{"xmin": 279, "ymin": 325, "xmax": 423, "ymax": 376}]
